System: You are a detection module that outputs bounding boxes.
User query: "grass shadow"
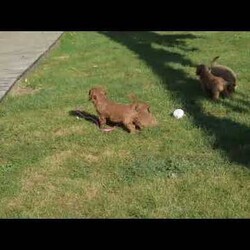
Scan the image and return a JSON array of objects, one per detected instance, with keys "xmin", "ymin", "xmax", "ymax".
[
  {"xmin": 69, "ymin": 109, "xmax": 134, "ymax": 133},
  {"xmin": 69, "ymin": 110, "xmax": 100, "ymax": 126},
  {"xmin": 100, "ymin": 31, "xmax": 250, "ymax": 167}
]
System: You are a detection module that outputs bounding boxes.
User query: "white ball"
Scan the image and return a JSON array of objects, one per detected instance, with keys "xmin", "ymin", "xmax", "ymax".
[{"xmin": 173, "ymin": 109, "xmax": 184, "ymax": 119}]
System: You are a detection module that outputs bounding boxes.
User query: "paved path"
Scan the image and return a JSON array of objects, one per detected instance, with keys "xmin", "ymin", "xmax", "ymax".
[{"xmin": 0, "ymin": 32, "xmax": 63, "ymax": 101}]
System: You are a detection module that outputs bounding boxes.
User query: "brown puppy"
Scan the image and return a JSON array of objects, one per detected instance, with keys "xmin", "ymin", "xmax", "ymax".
[
  {"xmin": 134, "ymin": 103, "xmax": 158, "ymax": 129},
  {"xmin": 89, "ymin": 87, "xmax": 140, "ymax": 133},
  {"xmin": 210, "ymin": 56, "xmax": 237, "ymax": 94},
  {"xmin": 196, "ymin": 64, "xmax": 231, "ymax": 101},
  {"xmin": 128, "ymin": 94, "xmax": 158, "ymax": 128}
]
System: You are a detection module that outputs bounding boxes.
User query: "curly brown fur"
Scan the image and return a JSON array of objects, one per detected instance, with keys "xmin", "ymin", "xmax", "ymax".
[
  {"xmin": 196, "ymin": 64, "xmax": 231, "ymax": 101},
  {"xmin": 210, "ymin": 56, "xmax": 237, "ymax": 94},
  {"xmin": 128, "ymin": 93, "xmax": 158, "ymax": 128},
  {"xmin": 89, "ymin": 87, "xmax": 141, "ymax": 133}
]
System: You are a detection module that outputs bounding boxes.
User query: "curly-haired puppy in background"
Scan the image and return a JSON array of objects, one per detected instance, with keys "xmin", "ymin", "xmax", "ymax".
[
  {"xmin": 196, "ymin": 64, "xmax": 232, "ymax": 101},
  {"xmin": 210, "ymin": 56, "xmax": 237, "ymax": 94}
]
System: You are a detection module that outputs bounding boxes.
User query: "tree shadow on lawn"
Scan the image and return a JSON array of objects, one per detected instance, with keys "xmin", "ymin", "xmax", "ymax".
[{"xmin": 100, "ymin": 31, "xmax": 250, "ymax": 167}]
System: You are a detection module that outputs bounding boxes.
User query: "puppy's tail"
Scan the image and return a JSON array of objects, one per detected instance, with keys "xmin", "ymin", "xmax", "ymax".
[{"xmin": 210, "ymin": 56, "xmax": 220, "ymax": 68}]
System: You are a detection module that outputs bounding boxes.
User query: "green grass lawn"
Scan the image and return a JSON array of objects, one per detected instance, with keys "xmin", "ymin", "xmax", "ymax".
[{"xmin": 0, "ymin": 31, "xmax": 249, "ymax": 218}]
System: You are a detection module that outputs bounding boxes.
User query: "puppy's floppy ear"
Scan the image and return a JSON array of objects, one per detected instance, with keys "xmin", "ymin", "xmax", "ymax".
[
  {"xmin": 89, "ymin": 89, "xmax": 97, "ymax": 101},
  {"xmin": 89, "ymin": 92, "xmax": 97, "ymax": 101},
  {"xmin": 136, "ymin": 103, "xmax": 151, "ymax": 113}
]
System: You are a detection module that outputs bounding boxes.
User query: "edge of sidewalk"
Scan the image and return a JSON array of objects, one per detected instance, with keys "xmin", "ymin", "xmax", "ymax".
[{"xmin": 0, "ymin": 32, "xmax": 64, "ymax": 103}]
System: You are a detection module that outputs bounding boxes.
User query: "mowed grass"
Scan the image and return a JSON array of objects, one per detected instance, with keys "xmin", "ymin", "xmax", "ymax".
[{"xmin": 0, "ymin": 31, "xmax": 249, "ymax": 218}]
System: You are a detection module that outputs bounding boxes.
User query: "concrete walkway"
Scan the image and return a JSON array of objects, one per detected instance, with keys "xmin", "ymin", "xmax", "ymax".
[{"xmin": 0, "ymin": 32, "xmax": 63, "ymax": 101}]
